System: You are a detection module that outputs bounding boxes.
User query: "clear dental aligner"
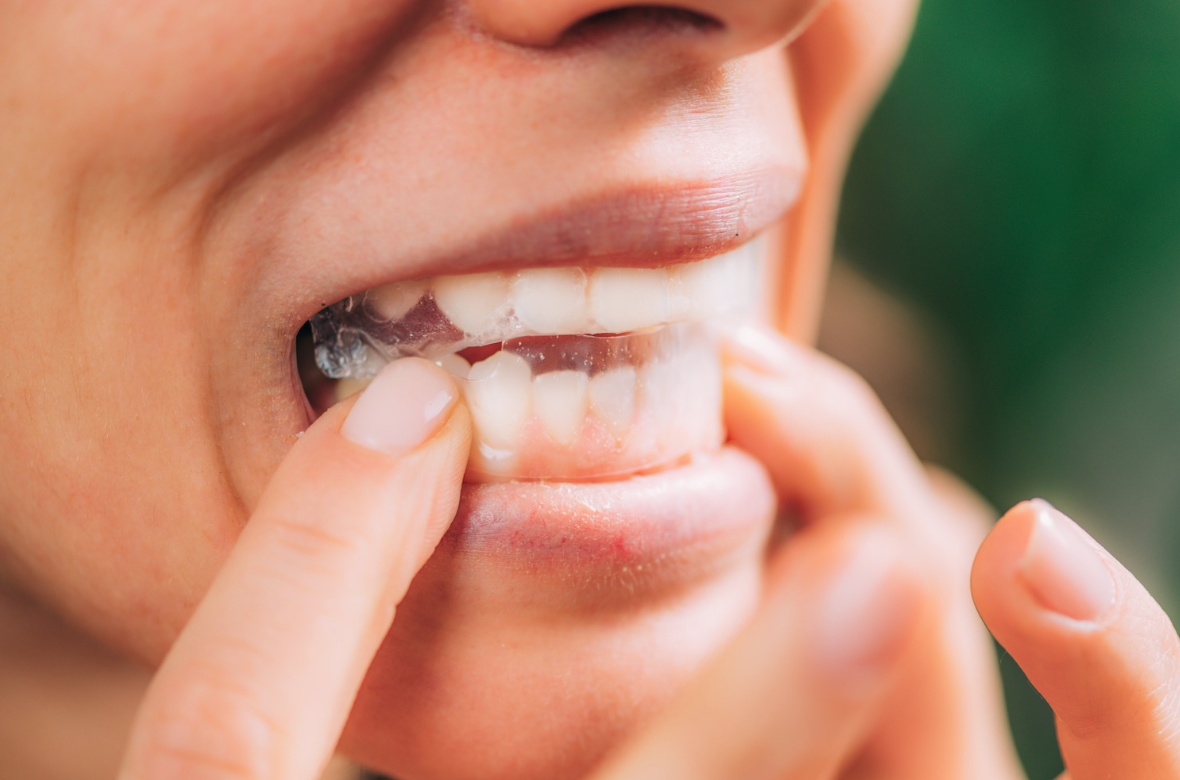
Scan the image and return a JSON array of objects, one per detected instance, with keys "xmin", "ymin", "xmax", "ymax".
[
  {"xmin": 310, "ymin": 240, "xmax": 761, "ymax": 480},
  {"xmin": 462, "ymin": 324, "xmax": 722, "ymax": 480},
  {"xmin": 310, "ymin": 242, "xmax": 761, "ymax": 378}
]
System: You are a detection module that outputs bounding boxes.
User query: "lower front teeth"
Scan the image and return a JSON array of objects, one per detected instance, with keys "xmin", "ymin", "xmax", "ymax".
[
  {"xmin": 460, "ymin": 323, "xmax": 721, "ymax": 481},
  {"xmin": 464, "ymin": 350, "xmax": 532, "ymax": 451},
  {"xmin": 588, "ymin": 367, "xmax": 636, "ymax": 437},
  {"xmin": 330, "ymin": 323, "xmax": 723, "ymax": 481},
  {"xmin": 531, "ymin": 371, "xmax": 590, "ymax": 447}
]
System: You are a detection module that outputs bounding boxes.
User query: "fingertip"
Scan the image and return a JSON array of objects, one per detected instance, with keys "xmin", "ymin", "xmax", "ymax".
[
  {"xmin": 1018, "ymin": 500, "xmax": 1115, "ymax": 622},
  {"xmin": 340, "ymin": 358, "xmax": 460, "ymax": 456},
  {"xmin": 970, "ymin": 499, "xmax": 1038, "ymax": 623},
  {"xmin": 973, "ymin": 499, "xmax": 1180, "ymax": 774},
  {"xmin": 972, "ymin": 499, "xmax": 1116, "ymax": 631}
]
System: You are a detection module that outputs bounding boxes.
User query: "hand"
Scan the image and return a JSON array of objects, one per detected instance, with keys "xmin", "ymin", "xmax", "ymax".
[
  {"xmin": 116, "ymin": 358, "xmax": 471, "ymax": 780},
  {"xmin": 973, "ymin": 499, "xmax": 1180, "ymax": 779},
  {"xmin": 592, "ymin": 324, "xmax": 1023, "ymax": 780}
]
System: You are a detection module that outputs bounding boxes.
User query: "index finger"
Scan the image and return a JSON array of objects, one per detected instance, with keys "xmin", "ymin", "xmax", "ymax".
[
  {"xmin": 973, "ymin": 500, "xmax": 1180, "ymax": 780},
  {"xmin": 119, "ymin": 359, "xmax": 471, "ymax": 780}
]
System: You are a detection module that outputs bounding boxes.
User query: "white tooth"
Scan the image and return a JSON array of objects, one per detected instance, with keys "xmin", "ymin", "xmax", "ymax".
[
  {"xmin": 588, "ymin": 367, "xmax": 636, "ymax": 437},
  {"xmin": 366, "ymin": 279, "xmax": 428, "ymax": 321},
  {"xmin": 511, "ymin": 267, "xmax": 590, "ymax": 334},
  {"xmin": 432, "ymin": 272, "xmax": 511, "ymax": 336},
  {"xmin": 668, "ymin": 249, "xmax": 741, "ymax": 321},
  {"xmin": 718, "ymin": 241, "xmax": 759, "ymax": 311},
  {"xmin": 588, "ymin": 267, "xmax": 669, "ymax": 333},
  {"xmin": 638, "ymin": 359, "xmax": 676, "ymax": 431},
  {"xmin": 465, "ymin": 350, "xmax": 532, "ymax": 449},
  {"xmin": 666, "ymin": 265, "xmax": 693, "ymax": 322},
  {"xmin": 532, "ymin": 370, "xmax": 589, "ymax": 446},
  {"xmin": 333, "ymin": 375, "xmax": 374, "ymax": 403},
  {"xmin": 434, "ymin": 353, "xmax": 472, "ymax": 379}
]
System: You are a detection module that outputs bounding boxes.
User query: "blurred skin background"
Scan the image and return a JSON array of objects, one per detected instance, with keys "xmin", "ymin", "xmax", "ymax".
[{"xmin": 821, "ymin": 0, "xmax": 1180, "ymax": 776}]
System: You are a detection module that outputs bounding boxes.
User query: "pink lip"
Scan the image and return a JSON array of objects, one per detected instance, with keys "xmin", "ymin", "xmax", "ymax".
[
  {"xmin": 267, "ymin": 168, "xmax": 800, "ymax": 331},
  {"xmin": 423, "ymin": 171, "xmax": 798, "ymax": 273},
  {"xmin": 434, "ymin": 447, "xmax": 776, "ymax": 606}
]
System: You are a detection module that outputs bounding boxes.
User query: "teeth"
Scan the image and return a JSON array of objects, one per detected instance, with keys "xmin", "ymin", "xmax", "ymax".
[
  {"xmin": 465, "ymin": 350, "xmax": 532, "ymax": 450},
  {"xmin": 313, "ymin": 240, "xmax": 760, "ymax": 479},
  {"xmin": 588, "ymin": 267, "xmax": 669, "ymax": 333},
  {"xmin": 588, "ymin": 367, "xmax": 636, "ymax": 437},
  {"xmin": 512, "ymin": 268, "xmax": 590, "ymax": 333},
  {"xmin": 669, "ymin": 240, "xmax": 758, "ymax": 321},
  {"xmin": 638, "ymin": 359, "xmax": 675, "ymax": 433},
  {"xmin": 433, "ymin": 271, "xmax": 511, "ymax": 337},
  {"xmin": 366, "ymin": 279, "xmax": 428, "ymax": 321},
  {"xmin": 343, "ymin": 323, "xmax": 725, "ymax": 481},
  {"xmin": 669, "ymin": 255, "xmax": 734, "ymax": 321},
  {"xmin": 532, "ymin": 370, "xmax": 589, "ymax": 446},
  {"xmin": 317, "ymin": 238, "xmax": 765, "ymax": 371}
]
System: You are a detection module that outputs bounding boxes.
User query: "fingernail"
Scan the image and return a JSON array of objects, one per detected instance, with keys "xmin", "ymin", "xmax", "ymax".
[
  {"xmin": 717, "ymin": 323, "xmax": 804, "ymax": 376},
  {"xmin": 1018, "ymin": 500, "xmax": 1114, "ymax": 621},
  {"xmin": 340, "ymin": 358, "xmax": 458, "ymax": 455},
  {"xmin": 813, "ymin": 538, "xmax": 921, "ymax": 680}
]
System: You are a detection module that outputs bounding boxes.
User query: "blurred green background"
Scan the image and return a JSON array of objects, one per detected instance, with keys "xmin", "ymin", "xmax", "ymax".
[{"xmin": 835, "ymin": 0, "xmax": 1180, "ymax": 776}]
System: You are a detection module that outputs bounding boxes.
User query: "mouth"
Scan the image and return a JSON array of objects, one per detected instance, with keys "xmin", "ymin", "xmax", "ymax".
[
  {"xmin": 279, "ymin": 175, "xmax": 790, "ymax": 779},
  {"xmin": 300, "ymin": 236, "xmax": 765, "ymax": 482}
]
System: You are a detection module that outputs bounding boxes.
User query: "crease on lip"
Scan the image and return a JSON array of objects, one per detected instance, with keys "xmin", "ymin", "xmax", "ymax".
[{"xmin": 289, "ymin": 166, "xmax": 799, "ymax": 326}]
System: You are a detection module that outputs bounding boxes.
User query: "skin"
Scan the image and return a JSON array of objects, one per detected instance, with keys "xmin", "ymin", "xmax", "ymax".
[{"xmin": 2, "ymin": 1, "xmax": 1179, "ymax": 779}]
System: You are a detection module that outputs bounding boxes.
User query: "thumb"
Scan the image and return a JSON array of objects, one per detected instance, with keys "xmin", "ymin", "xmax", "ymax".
[
  {"xmin": 971, "ymin": 499, "xmax": 1180, "ymax": 780},
  {"xmin": 120, "ymin": 358, "xmax": 470, "ymax": 780}
]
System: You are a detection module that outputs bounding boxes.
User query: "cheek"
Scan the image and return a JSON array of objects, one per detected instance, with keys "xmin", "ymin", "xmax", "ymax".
[
  {"xmin": 3, "ymin": 0, "xmax": 421, "ymax": 166},
  {"xmin": 0, "ymin": 0, "xmax": 431, "ymax": 660},
  {"xmin": 0, "ymin": 207, "xmax": 249, "ymax": 661},
  {"xmin": 0, "ymin": 362, "xmax": 247, "ymax": 663}
]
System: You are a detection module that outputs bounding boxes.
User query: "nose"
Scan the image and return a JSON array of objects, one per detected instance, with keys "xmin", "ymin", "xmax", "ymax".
[{"xmin": 467, "ymin": 0, "xmax": 831, "ymax": 60}]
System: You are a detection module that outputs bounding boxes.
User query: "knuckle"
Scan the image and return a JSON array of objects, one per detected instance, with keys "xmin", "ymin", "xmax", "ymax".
[{"xmin": 135, "ymin": 675, "xmax": 279, "ymax": 780}]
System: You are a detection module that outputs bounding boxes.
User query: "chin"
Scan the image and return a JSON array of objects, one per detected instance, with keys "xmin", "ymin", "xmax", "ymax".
[{"xmin": 339, "ymin": 447, "xmax": 775, "ymax": 780}]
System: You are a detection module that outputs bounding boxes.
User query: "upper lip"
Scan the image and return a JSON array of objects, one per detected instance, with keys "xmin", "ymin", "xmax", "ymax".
[
  {"xmin": 423, "ymin": 169, "xmax": 798, "ymax": 274},
  {"xmin": 274, "ymin": 167, "xmax": 801, "ymax": 329}
]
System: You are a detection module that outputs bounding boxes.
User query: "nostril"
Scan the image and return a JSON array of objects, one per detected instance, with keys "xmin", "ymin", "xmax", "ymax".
[
  {"xmin": 473, "ymin": 0, "xmax": 821, "ymax": 59},
  {"xmin": 558, "ymin": 6, "xmax": 722, "ymax": 47}
]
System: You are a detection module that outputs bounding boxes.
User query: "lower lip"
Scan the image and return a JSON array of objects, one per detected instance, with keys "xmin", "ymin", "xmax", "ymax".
[{"xmin": 436, "ymin": 446, "xmax": 777, "ymax": 607}]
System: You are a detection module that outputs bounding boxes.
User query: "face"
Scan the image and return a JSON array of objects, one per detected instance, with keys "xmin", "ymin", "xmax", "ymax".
[{"xmin": 0, "ymin": 2, "xmax": 913, "ymax": 778}]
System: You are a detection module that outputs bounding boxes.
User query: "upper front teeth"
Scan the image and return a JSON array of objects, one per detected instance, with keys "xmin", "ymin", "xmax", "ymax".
[
  {"xmin": 310, "ymin": 236, "xmax": 763, "ymax": 381},
  {"xmin": 433, "ymin": 271, "xmax": 513, "ymax": 336},
  {"xmin": 512, "ymin": 267, "xmax": 591, "ymax": 333},
  {"xmin": 587, "ymin": 267, "xmax": 670, "ymax": 333}
]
